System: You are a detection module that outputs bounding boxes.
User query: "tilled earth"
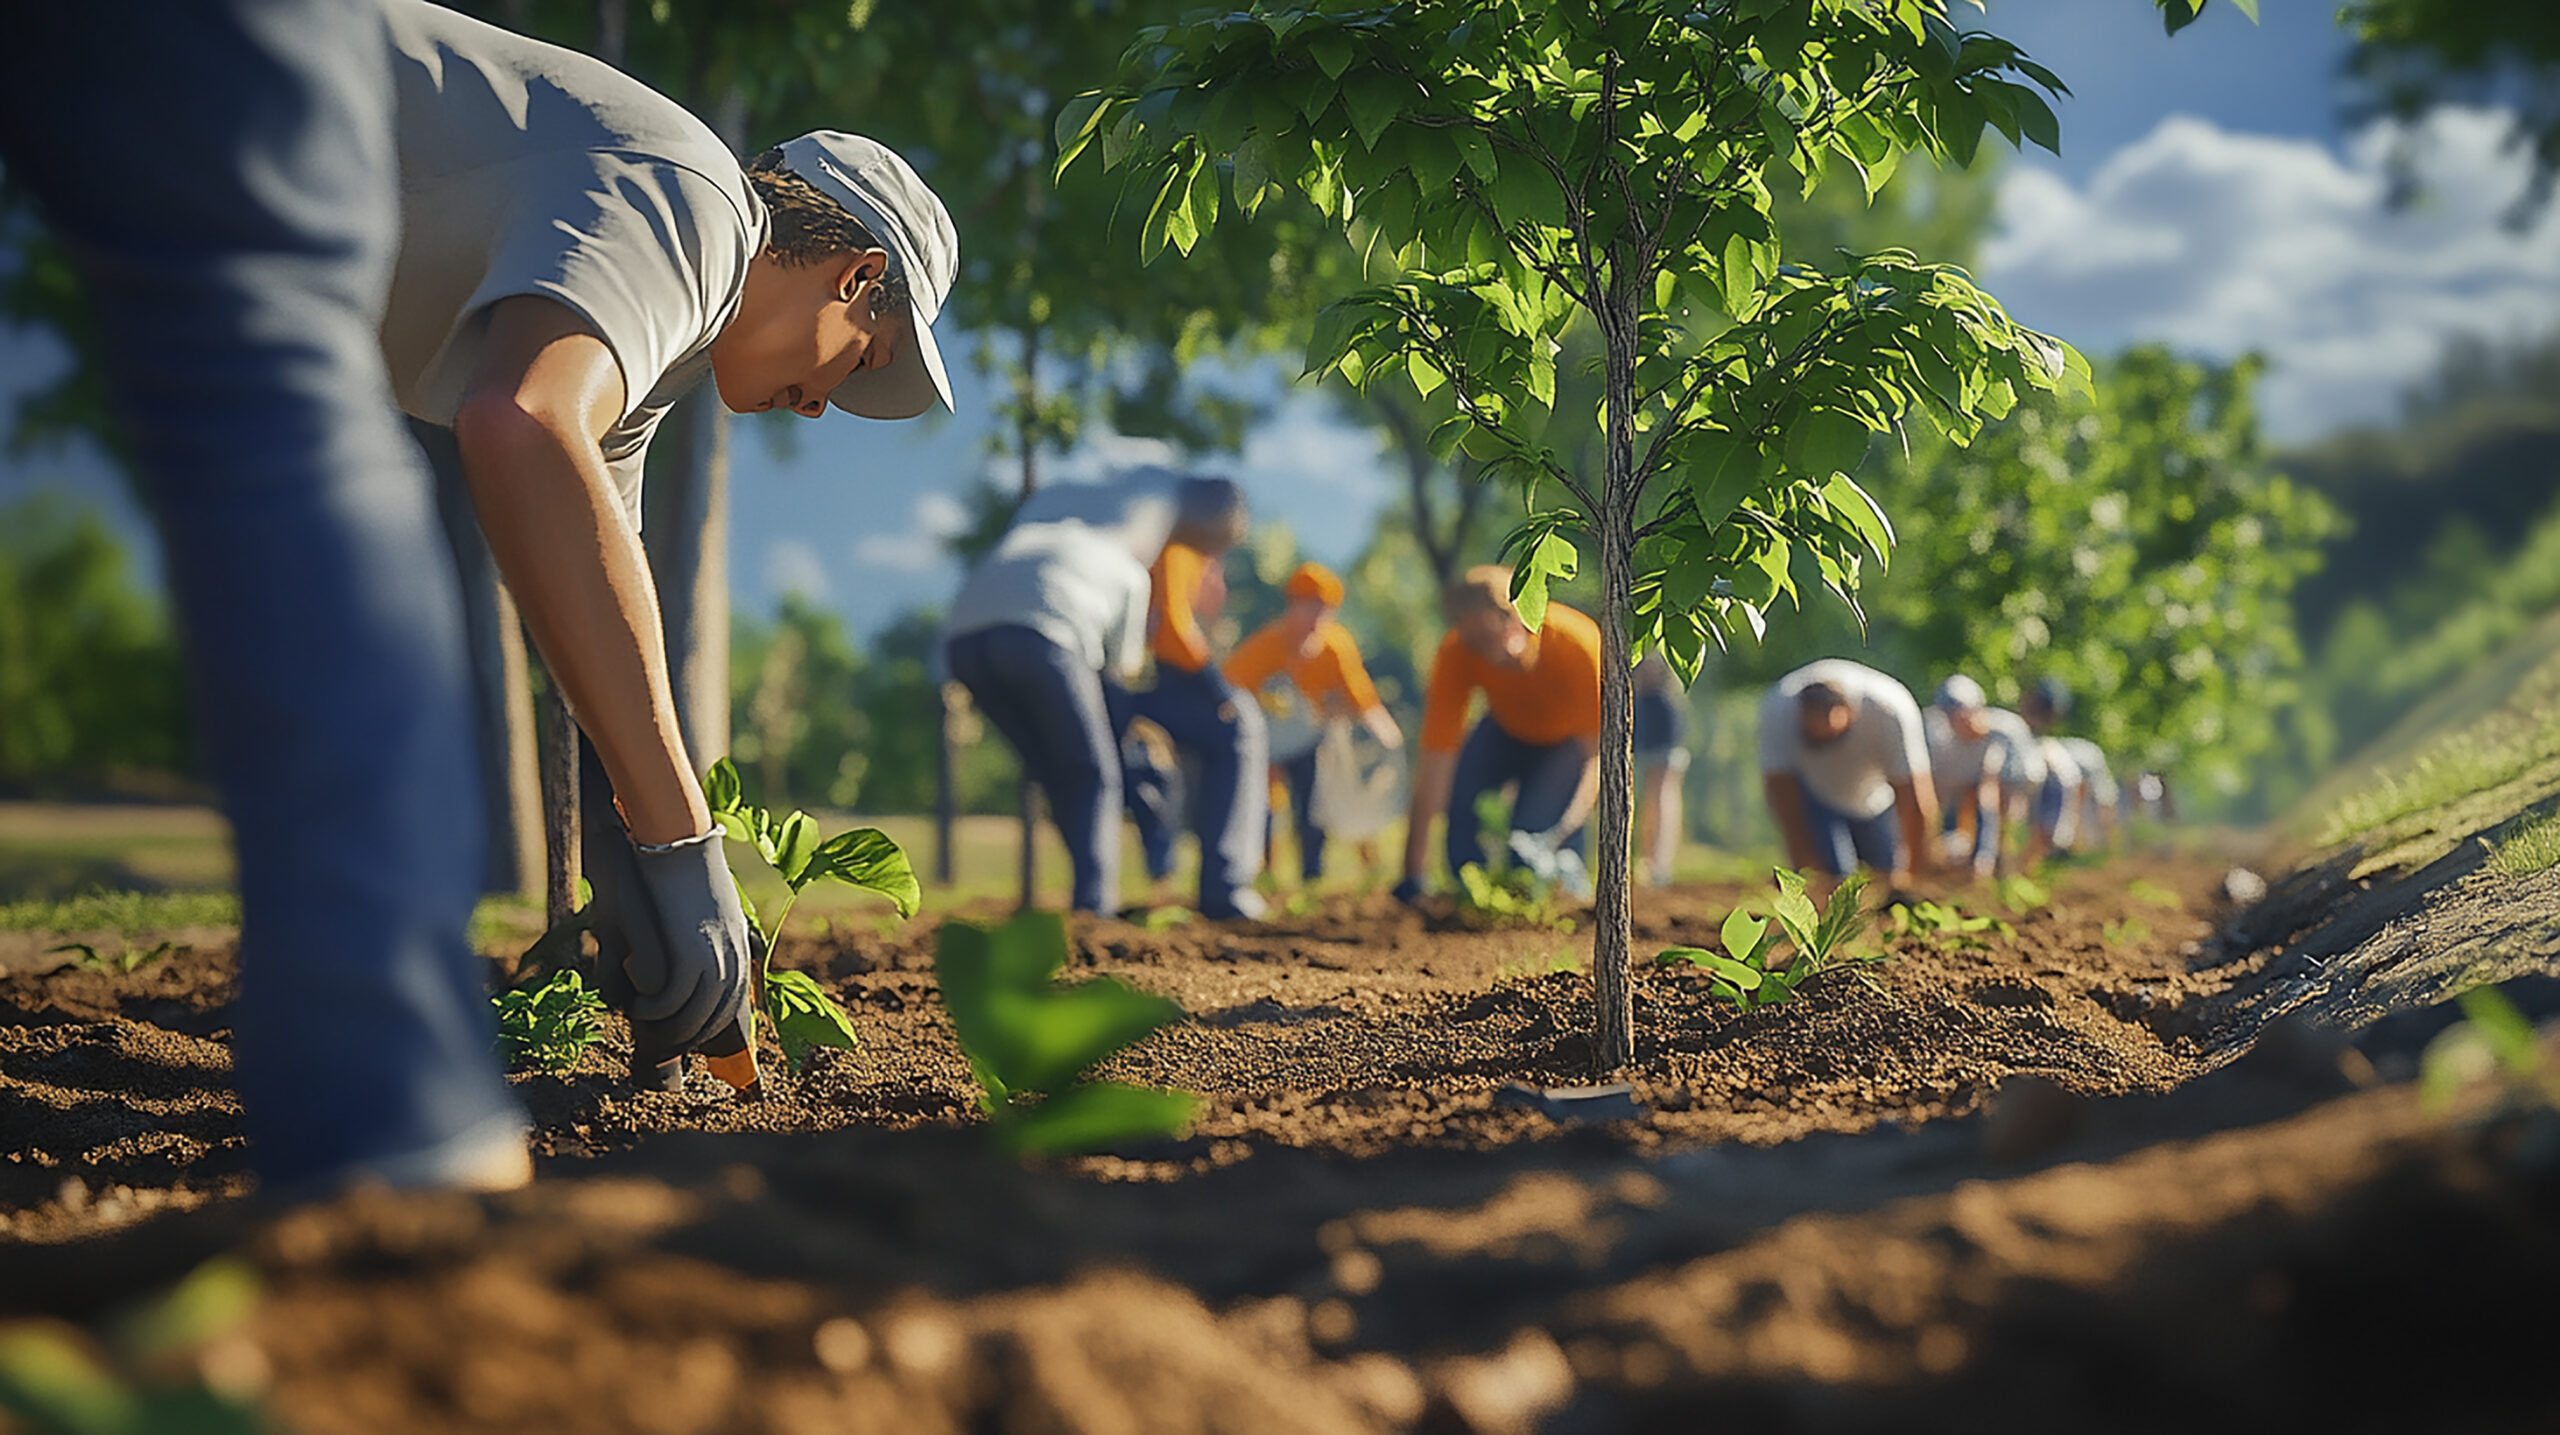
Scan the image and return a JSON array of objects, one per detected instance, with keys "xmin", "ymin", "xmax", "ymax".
[{"xmin": 4, "ymin": 855, "xmax": 2558, "ymax": 1433}]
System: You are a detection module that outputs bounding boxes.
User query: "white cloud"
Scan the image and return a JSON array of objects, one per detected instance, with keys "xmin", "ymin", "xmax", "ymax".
[
  {"xmin": 1978, "ymin": 107, "xmax": 2560, "ymax": 441},
  {"xmin": 762, "ymin": 538, "xmax": 830, "ymax": 601},
  {"xmin": 851, "ymin": 491, "xmax": 974, "ymax": 573}
]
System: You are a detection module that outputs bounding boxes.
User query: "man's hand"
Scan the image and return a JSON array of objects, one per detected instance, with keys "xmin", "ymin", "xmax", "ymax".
[{"xmin": 582, "ymin": 749, "xmax": 754, "ymax": 1082}]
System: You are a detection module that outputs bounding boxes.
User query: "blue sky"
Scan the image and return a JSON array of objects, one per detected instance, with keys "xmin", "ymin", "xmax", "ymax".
[{"xmin": 9, "ymin": 1, "xmax": 2556, "ymax": 639}]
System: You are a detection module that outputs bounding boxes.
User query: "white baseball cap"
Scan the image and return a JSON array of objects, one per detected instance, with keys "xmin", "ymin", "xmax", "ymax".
[
  {"xmin": 1933, "ymin": 673, "xmax": 1986, "ymax": 712},
  {"xmin": 774, "ymin": 131, "xmax": 958, "ymax": 420}
]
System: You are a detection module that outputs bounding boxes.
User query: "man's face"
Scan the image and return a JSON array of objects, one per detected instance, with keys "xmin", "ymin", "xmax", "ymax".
[
  {"xmin": 1948, "ymin": 706, "xmax": 1988, "ymax": 743},
  {"xmin": 1456, "ymin": 607, "xmax": 1532, "ymax": 670},
  {"xmin": 1285, "ymin": 597, "xmax": 1329, "ymax": 649},
  {"xmin": 710, "ymin": 249, "xmax": 906, "ymax": 418},
  {"xmin": 1798, "ymin": 700, "xmax": 1853, "ymax": 746}
]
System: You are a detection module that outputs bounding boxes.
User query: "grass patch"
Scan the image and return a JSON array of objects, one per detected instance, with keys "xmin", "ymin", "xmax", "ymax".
[
  {"xmin": 2319, "ymin": 719, "xmax": 2560, "ymax": 845},
  {"xmin": 2490, "ymin": 813, "xmax": 2560, "ymax": 877},
  {"xmin": 0, "ymin": 888, "xmax": 239, "ymax": 934}
]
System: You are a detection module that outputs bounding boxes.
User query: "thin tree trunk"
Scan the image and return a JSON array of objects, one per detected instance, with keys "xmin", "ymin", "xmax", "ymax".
[
  {"xmin": 1590, "ymin": 294, "xmax": 1641, "ymax": 1073},
  {"xmin": 593, "ymin": 0, "xmax": 626, "ymax": 66},
  {"xmin": 934, "ymin": 682, "xmax": 958, "ymax": 885},
  {"xmin": 1013, "ymin": 324, "xmax": 1043, "ymax": 911}
]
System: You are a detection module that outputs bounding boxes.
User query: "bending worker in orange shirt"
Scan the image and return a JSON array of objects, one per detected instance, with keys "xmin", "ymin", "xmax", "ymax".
[
  {"xmin": 1122, "ymin": 522, "xmax": 1269, "ymax": 920},
  {"xmin": 1395, "ymin": 565, "xmax": 1604, "ymax": 904},
  {"xmin": 1225, "ymin": 562, "xmax": 1404, "ymax": 882}
]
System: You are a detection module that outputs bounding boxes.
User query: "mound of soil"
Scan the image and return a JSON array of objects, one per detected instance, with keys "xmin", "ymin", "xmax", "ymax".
[{"xmin": 5, "ymin": 854, "xmax": 2558, "ymax": 1433}]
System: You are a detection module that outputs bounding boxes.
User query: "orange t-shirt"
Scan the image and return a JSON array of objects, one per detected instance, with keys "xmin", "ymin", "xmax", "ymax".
[
  {"xmin": 1420, "ymin": 603, "xmax": 1604, "ymax": 754},
  {"xmin": 1147, "ymin": 542, "xmax": 1214, "ymax": 672},
  {"xmin": 1223, "ymin": 619, "xmax": 1383, "ymax": 716}
]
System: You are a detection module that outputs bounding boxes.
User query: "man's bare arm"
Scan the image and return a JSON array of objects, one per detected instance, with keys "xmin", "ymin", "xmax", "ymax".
[
  {"xmin": 1403, "ymin": 749, "xmax": 1457, "ymax": 882},
  {"xmin": 1555, "ymin": 737, "xmax": 1602, "ymax": 838},
  {"xmin": 1764, "ymin": 771, "xmax": 1820, "ymax": 873},
  {"xmin": 454, "ymin": 295, "xmax": 706, "ymax": 846},
  {"xmin": 1890, "ymin": 775, "xmax": 1939, "ymax": 884}
]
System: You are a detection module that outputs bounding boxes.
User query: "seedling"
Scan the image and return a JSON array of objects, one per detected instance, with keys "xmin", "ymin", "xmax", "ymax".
[
  {"xmin": 704, "ymin": 757, "xmax": 921, "ymax": 1076},
  {"xmin": 1996, "ymin": 873, "xmax": 2052, "ymax": 916},
  {"xmin": 2125, "ymin": 877, "xmax": 2184, "ymax": 910},
  {"xmin": 1885, "ymin": 900, "xmax": 2011, "ymax": 947},
  {"xmin": 47, "ymin": 939, "xmax": 175, "ymax": 976},
  {"xmin": 934, "ymin": 910, "xmax": 1198, "ymax": 1155},
  {"xmin": 1141, "ymin": 906, "xmax": 1196, "ymax": 933},
  {"xmin": 2420, "ymin": 984, "xmax": 2557, "ymax": 1113},
  {"xmin": 1660, "ymin": 870, "xmax": 1885, "ymax": 1010},
  {"xmin": 492, "ymin": 969, "xmax": 605, "ymax": 1073},
  {"xmin": 1493, "ymin": 945, "xmax": 1585, "ymax": 983},
  {"xmin": 2101, "ymin": 917, "xmax": 2154, "ymax": 947},
  {"xmin": 1454, "ymin": 863, "xmax": 1577, "ymax": 933},
  {"xmin": 0, "ymin": 1255, "xmax": 268, "ymax": 1434}
]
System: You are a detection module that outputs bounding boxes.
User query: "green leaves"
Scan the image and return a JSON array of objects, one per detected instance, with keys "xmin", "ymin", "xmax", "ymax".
[
  {"xmin": 766, "ymin": 968, "xmax": 859, "ymax": 1072},
  {"xmin": 701, "ymin": 756, "xmax": 918, "ymax": 1081},
  {"xmin": 1661, "ymin": 869, "xmax": 1885, "ymax": 1010},
  {"xmin": 935, "ymin": 911, "xmax": 1198, "ymax": 1154},
  {"xmin": 1506, "ymin": 525, "xmax": 1581, "ymax": 633},
  {"xmin": 493, "ymin": 969, "xmax": 606, "ymax": 1073}
]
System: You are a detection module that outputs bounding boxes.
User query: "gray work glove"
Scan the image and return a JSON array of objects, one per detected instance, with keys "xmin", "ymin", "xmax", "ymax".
[{"xmin": 581, "ymin": 746, "xmax": 756, "ymax": 1071}]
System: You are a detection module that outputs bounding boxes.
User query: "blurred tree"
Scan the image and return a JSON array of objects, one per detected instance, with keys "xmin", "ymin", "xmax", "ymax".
[
  {"xmin": 2342, "ymin": 0, "xmax": 2560, "ymax": 215},
  {"xmin": 0, "ymin": 497, "xmax": 189, "ymax": 791}
]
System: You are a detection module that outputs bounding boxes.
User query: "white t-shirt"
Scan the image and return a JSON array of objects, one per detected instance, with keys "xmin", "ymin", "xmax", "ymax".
[
  {"xmin": 945, "ymin": 469, "xmax": 1185, "ymax": 677},
  {"xmin": 2060, "ymin": 736, "xmax": 2118, "ymax": 807},
  {"xmin": 1924, "ymin": 704, "xmax": 2045, "ymax": 809},
  {"xmin": 379, "ymin": 0, "xmax": 765, "ymax": 523},
  {"xmin": 1757, "ymin": 659, "xmax": 1930, "ymax": 820}
]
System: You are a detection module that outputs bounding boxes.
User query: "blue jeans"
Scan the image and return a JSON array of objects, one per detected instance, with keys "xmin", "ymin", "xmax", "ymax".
[
  {"xmin": 1446, "ymin": 719, "xmax": 1589, "ymax": 876},
  {"xmin": 0, "ymin": 0, "xmax": 523, "ymax": 1188},
  {"xmin": 1802, "ymin": 790, "xmax": 1902, "ymax": 878},
  {"xmin": 1273, "ymin": 747, "xmax": 1324, "ymax": 882},
  {"xmin": 1121, "ymin": 665, "xmax": 1268, "ymax": 917},
  {"xmin": 945, "ymin": 626, "xmax": 1122, "ymax": 913}
]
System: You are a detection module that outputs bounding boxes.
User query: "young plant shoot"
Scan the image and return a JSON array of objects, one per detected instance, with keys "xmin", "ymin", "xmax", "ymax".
[
  {"xmin": 703, "ymin": 757, "xmax": 922, "ymax": 1080},
  {"xmin": 935, "ymin": 911, "xmax": 1198, "ymax": 1155},
  {"xmin": 1661, "ymin": 869, "xmax": 1885, "ymax": 1009},
  {"xmin": 493, "ymin": 969, "xmax": 607, "ymax": 1073},
  {"xmin": 1072, "ymin": 0, "xmax": 2085, "ymax": 1067}
]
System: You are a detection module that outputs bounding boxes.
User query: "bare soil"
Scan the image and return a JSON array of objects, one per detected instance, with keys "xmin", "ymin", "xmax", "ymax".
[{"xmin": 5, "ymin": 854, "xmax": 2558, "ymax": 1433}]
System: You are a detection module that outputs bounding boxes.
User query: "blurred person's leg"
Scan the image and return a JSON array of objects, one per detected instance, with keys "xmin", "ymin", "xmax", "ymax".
[
  {"xmin": 946, "ymin": 627, "xmax": 1120, "ymax": 913},
  {"xmin": 1509, "ymin": 737, "xmax": 1587, "ymax": 854},
  {"xmin": 1444, "ymin": 719, "xmax": 1532, "ymax": 878},
  {"xmin": 0, "ymin": 0, "xmax": 522, "ymax": 1191},
  {"xmin": 1794, "ymin": 791, "xmax": 1860, "ymax": 878},
  {"xmin": 1130, "ymin": 668, "xmax": 1266, "ymax": 918},
  {"xmin": 1282, "ymin": 748, "xmax": 1323, "ymax": 882}
]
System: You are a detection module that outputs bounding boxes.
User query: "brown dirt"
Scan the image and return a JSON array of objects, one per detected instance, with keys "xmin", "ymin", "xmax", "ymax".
[{"xmin": 5, "ymin": 854, "xmax": 2558, "ymax": 1433}]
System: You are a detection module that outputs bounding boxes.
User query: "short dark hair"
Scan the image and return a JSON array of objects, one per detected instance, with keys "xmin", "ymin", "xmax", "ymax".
[
  {"xmin": 1797, "ymin": 681, "xmax": 1849, "ymax": 713},
  {"xmin": 1443, "ymin": 564, "xmax": 1518, "ymax": 622},
  {"xmin": 1173, "ymin": 476, "xmax": 1248, "ymax": 554},
  {"xmin": 745, "ymin": 148, "xmax": 912, "ymax": 312}
]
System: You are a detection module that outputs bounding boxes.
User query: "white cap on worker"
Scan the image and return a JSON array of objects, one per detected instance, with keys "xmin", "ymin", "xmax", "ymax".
[
  {"xmin": 1933, "ymin": 673, "xmax": 1986, "ymax": 712},
  {"xmin": 774, "ymin": 131, "xmax": 958, "ymax": 420}
]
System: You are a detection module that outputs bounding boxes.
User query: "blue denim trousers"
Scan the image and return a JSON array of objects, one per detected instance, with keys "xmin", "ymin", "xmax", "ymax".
[
  {"xmin": 1274, "ymin": 747, "xmax": 1325, "ymax": 882},
  {"xmin": 1120, "ymin": 665, "xmax": 1268, "ymax": 918},
  {"xmin": 1445, "ymin": 719, "xmax": 1590, "ymax": 877},
  {"xmin": 945, "ymin": 626, "xmax": 1123, "ymax": 913},
  {"xmin": 1803, "ymin": 790, "xmax": 1903, "ymax": 878},
  {"xmin": 0, "ymin": 0, "xmax": 523, "ymax": 1188}
]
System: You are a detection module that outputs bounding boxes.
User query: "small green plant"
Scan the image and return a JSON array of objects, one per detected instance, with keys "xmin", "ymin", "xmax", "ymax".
[
  {"xmin": 1454, "ymin": 863, "xmax": 1576, "ymax": 933},
  {"xmin": 704, "ymin": 757, "xmax": 921, "ymax": 1075},
  {"xmin": 47, "ymin": 939, "xmax": 176, "ymax": 976},
  {"xmin": 2125, "ymin": 877, "xmax": 2183, "ymax": 910},
  {"xmin": 1884, "ymin": 900, "xmax": 2010, "ymax": 947},
  {"xmin": 1660, "ymin": 870, "xmax": 1886, "ymax": 1009},
  {"xmin": 2420, "ymin": 984, "xmax": 2556, "ymax": 1112},
  {"xmin": 1996, "ymin": 873, "xmax": 2051, "ymax": 916},
  {"xmin": 492, "ymin": 969, "xmax": 606, "ymax": 1073},
  {"xmin": 2489, "ymin": 812, "xmax": 2560, "ymax": 877},
  {"xmin": 0, "ymin": 1255, "xmax": 268, "ymax": 1434},
  {"xmin": 1141, "ymin": 905, "xmax": 1196, "ymax": 932},
  {"xmin": 1493, "ymin": 945, "xmax": 1585, "ymax": 983},
  {"xmin": 934, "ymin": 911, "xmax": 1198, "ymax": 1155},
  {"xmin": 1281, "ymin": 890, "xmax": 1323, "ymax": 918},
  {"xmin": 2101, "ymin": 917, "xmax": 2153, "ymax": 947}
]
